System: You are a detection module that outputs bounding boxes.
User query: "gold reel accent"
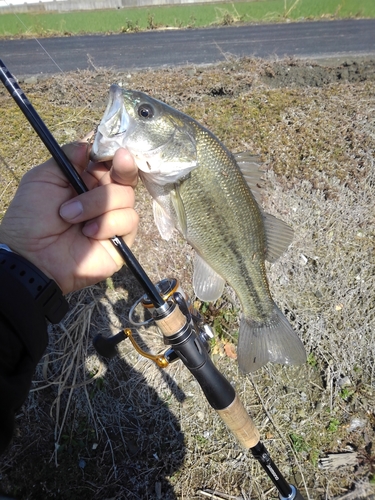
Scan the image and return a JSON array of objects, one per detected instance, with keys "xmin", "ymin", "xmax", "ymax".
[
  {"xmin": 123, "ymin": 329, "xmax": 169, "ymax": 368},
  {"xmin": 141, "ymin": 278, "xmax": 180, "ymax": 309}
]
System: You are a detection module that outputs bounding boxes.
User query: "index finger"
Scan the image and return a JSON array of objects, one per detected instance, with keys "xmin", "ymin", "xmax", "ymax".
[
  {"xmin": 62, "ymin": 140, "xmax": 92, "ymax": 173},
  {"xmin": 88, "ymin": 148, "xmax": 138, "ymax": 188}
]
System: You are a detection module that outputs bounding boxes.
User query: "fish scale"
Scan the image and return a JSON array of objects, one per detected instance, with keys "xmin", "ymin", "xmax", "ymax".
[
  {"xmin": 90, "ymin": 84, "xmax": 307, "ymax": 372},
  {"xmin": 179, "ymin": 124, "xmax": 274, "ymax": 323}
]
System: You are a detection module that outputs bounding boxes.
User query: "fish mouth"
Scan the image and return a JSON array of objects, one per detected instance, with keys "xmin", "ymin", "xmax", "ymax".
[{"xmin": 90, "ymin": 84, "xmax": 130, "ymax": 162}]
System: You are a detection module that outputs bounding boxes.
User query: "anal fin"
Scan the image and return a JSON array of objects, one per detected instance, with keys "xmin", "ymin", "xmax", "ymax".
[{"xmin": 263, "ymin": 212, "xmax": 294, "ymax": 263}]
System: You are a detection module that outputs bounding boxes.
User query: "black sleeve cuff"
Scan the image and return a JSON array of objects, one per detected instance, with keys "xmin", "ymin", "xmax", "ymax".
[
  {"xmin": 0, "ymin": 253, "xmax": 68, "ymax": 454},
  {"xmin": 0, "ymin": 249, "xmax": 69, "ymax": 323}
]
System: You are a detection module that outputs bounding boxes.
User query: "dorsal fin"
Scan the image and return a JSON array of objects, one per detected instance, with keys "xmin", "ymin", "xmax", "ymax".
[
  {"xmin": 263, "ymin": 212, "xmax": 294, "ymax": 263},
  {"xmin": 234, "ymin": 152, "xmax": 264, "ymax": 205},
  {"xmin": 234, "ymin": 152, "xmax": 293, "ymax": 262}
]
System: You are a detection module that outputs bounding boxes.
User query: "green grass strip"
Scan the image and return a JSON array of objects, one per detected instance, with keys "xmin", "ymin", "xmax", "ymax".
[{"xmin": 0, "ymin": 0, "xmax": 374, "ymax": 38}]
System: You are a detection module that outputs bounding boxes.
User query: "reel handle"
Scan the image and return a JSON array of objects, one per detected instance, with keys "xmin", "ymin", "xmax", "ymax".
[{"xmin": 92, "ymin": 331, "xmax": 126, "ymax": 359}]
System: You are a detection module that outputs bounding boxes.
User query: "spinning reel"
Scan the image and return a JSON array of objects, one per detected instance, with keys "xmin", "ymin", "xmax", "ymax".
[{"xmin": 92, "ymin": 278, "xmax": 214, "ymax": 367}]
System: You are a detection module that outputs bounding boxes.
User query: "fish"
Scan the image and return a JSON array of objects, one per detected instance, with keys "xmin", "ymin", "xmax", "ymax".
[{"xmin": 90, "ymin": 84, "xmax": 306, "ymax": 372}]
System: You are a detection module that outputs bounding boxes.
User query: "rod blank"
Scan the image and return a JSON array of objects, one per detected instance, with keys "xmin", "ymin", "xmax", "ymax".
[{"xmin": 0, "ymin": 59, "xmax": 164, "ymax": 309}]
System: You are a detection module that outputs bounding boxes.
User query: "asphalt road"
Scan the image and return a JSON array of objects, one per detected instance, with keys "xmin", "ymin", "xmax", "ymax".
[{"xmin": 0, "ymin": 18, "xmax": 374, "ymax": 77}]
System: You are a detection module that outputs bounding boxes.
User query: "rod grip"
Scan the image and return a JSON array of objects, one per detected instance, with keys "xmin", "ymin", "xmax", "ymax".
[
  {"xmin": 155, "ymin": 305, "xmax": 186, "ymax": 337},
  {"xmin": 217, "ymin": 394, "xmax": 260, "ymax": 449}
]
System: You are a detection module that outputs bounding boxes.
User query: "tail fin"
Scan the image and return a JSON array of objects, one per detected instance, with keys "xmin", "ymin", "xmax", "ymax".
[{"xmin": 237, "ymin": 304, "xmax": 306, "ymax": 373}]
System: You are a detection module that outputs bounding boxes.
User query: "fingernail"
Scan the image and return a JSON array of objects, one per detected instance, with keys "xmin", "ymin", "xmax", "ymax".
[
  {"xmin": 82, "ymin": 221, "xmax": 99, "ymax": 237},
  {"xmin": 60, "ymin": 200, "xmax": 83, "ymax": 221}
]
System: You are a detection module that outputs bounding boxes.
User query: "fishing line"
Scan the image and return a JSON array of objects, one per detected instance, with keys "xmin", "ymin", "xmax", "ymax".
[
  {"xmin": 0, "ymin": 7, "xmax": 165, "ymax": 306},
  {"xmin": 0, "ymin": 2, "xmax": 98, "ymax": 219},
  {"xmin": 0, "ymin": 0, "xmax": 65, "ymax": 73}
]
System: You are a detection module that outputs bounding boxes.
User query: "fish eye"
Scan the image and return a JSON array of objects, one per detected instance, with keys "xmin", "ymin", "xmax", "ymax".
[{"xmin": 138, "ymin": 104, "xmax": 154, "ymax": 119}]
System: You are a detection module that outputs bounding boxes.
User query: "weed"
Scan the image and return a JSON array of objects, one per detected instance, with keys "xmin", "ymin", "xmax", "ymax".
[
  {"xmin": 327, "ymin": 418, "xmax": 340, "ymax": 433},
  {"xmin": 198, "ymin": 299, "xmax": 239, "ymax": 341},
  {"xmin": 340, "ymin": 387, "xmax": 355, "ymax": 401},
  {"xmin": 121, "ymin": 19, "xmax": 140, "ymax": 33},
  {"xmin": 187, "ymin": 14, "xmax": 196, "ymax": 28},
  {"xmin": 223, "ymin": 13, "xmax": 235, "ymax": 25},
  {"xmin": 283, "ymin": 0, "xmax": 301, "ymax": 19},
  {"xmin": 289, "ymin": 432, "xmax": 309, "ymax": 453},
  {"xmin": 196, "ymin": 435, "xmax": 209, "ymax": 445},
  {"xmin": 105, "ymin": 276, "xmax": 115, "ymax": 290},
  {"xmin": 309, "ymin": 448, "xmax": 320, "ymax": 467},
  {"xmin": 147, "ymin": 13, "xmax": 159, "ymax": 30},
  {"xmin": 307, "ymin": 352, "xmax": 318, "ymax": 367}
]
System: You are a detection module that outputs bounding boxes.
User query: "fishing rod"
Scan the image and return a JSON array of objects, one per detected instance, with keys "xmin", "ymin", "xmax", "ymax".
[
  {"xmin": 0, "ymin": 60, "xmax": 164, "ymax": 310},
  {"xmin": 0, "ymin": 60, "xmax": 305, "ymax": 500}
]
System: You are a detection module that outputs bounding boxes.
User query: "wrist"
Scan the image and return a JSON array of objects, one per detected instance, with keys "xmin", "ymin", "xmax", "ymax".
[
  {"xmin": 0, "ymin": 232, "xmax": 57, "ymax": 283},
  {"xmin": 0, "ymin": 245, "xmax": 69, "ymax": 323}
]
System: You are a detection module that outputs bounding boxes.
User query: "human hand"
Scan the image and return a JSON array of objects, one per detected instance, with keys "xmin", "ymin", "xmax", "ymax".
[{"xmin": 0, "ymin": 141, "xmax": 138, "ymax": 295}]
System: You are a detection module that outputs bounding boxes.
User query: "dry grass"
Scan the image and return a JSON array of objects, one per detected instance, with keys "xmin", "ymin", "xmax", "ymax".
[{"xmin": 0, "ymin": 56, "xmax": 375, "ymax": 499}]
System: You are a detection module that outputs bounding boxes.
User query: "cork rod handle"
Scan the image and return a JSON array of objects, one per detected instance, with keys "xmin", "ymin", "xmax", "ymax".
[
  {"xmin": 155, "ymin": 304, "xmax": 186, "ymax": 337},
  {"xmin": 155, "ymin": 304, "xmax": 260, "ymax": 450},
  {"xmin": 217, "ymin": 394, "xmax": 260, "ymax": 449}
]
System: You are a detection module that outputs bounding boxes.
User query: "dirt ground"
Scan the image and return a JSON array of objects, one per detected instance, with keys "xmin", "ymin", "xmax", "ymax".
[{"xmin": 0, "ymin": 55, "xmax": 375, "ymax": 500}]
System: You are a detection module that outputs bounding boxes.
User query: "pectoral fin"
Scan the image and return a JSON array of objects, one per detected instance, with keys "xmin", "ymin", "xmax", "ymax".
[
  {"xmin": 153, "ymin": 200, "xmax": 175, "ymax": 241},
  {"xmin": 193, "ymin": 253, "xmax": 225, "ymax": 301},
  {"xmin": 171, "ymin": 186, "xmax": 188, "ymax": 237},
  {"xmin": 263, "ymin": 213, "xmax": 294, "ymax": 263}
]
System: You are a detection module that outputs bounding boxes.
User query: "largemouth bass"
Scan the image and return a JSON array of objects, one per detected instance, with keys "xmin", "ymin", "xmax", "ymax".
[{"xmin": 90, "ymin": 84, "xmax": 306, "ymax": 372}]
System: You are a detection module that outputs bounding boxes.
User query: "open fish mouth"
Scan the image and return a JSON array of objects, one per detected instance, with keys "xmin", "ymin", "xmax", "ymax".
[{"xmin": 90, "ymin": 84, "xmax": 130, "ymax": 162}]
